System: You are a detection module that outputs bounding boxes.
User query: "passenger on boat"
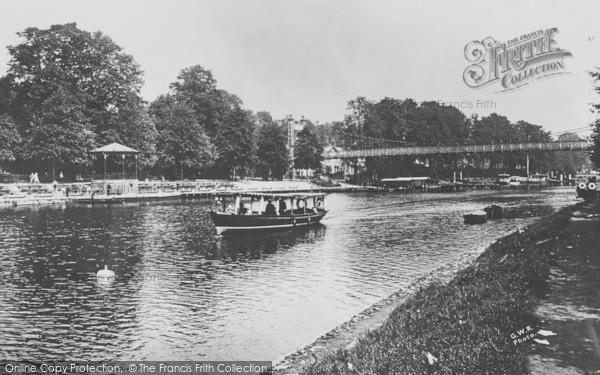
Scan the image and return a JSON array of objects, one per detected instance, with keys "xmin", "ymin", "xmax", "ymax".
[
  {"xmin": 225, "ymin": 203, "xmax": 235, "ymax": 214},
  {"xmin": 316, "ymin": 199, "xmax": 323, "ymax": 211},
  {"xmin": 238, "ymin": 202, "xmax": 248, "ymax": 215},
  {"xmin": 279, "ymin": 200, "xmax": 287, "ymax": 215},
  {"xmin": 294, "ymin": 199, "xmax": 305, "ymax": 215},
  {"xmin": 264, "ymin": 200, "xmax": 276, "ymax": 216}
]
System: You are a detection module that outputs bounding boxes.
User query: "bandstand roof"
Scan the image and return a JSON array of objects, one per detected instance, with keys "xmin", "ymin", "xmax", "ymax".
[{"xmin": 90, "ymin": 142, "xmax": 140, "ymax": 154}]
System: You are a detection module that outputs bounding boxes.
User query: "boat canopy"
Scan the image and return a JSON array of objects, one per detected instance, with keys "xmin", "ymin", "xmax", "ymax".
[
  {"xmin": 213, "ymin": 191, "xmax": 326, "ymax": 216},
  {"xmin": 214, "ymin": 192, "xmax": 326, "ymax": 200}
]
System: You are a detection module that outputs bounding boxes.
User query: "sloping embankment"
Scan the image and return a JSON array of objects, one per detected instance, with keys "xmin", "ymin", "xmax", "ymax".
[{"xmin": 292, "ymin": 201, "xmax": 585, "ymax": 374}]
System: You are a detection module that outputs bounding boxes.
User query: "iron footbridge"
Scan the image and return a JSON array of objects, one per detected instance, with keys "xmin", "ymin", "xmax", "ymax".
[{"xmin": 325, "ymin": 140, "xmax": 593, "ymax": 158}]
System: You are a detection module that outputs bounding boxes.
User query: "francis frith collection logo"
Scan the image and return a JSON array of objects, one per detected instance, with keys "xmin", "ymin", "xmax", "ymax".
[{"xmin": 463, "ymin": 27, "xmax": 572, "ymax": 92}]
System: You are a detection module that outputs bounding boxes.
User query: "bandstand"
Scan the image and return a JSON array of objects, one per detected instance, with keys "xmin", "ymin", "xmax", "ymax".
[{"xmin": 89, "ymin": 142, "xmax": 140, "ymax": 196}]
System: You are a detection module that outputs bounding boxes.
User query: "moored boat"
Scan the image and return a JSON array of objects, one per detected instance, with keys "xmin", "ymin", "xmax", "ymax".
[
  {"xmin": 575, "ymin": 173, "xmax": 599, "ymax": 199},
  {"xmin": 209, "ymin": 192, "xmax": 328, "ymax": 234},
  {"xmin": 497, "ymin": 173, "xmax": 511, "ymax": 185},
  {"xmin": 463, "ymin": 210, "xmax": 488, "ymax": 224}
]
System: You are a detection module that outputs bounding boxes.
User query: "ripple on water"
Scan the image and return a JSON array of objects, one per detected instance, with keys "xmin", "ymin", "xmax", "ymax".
[{"xmin": 0, "ymin": 188, "xmax": 577, "ymax": 361}]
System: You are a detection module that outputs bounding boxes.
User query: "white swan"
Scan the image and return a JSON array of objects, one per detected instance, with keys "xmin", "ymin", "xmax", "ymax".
[{"xmin": 96, "ymin": 265, "xmax": 115, "ymax": 280}]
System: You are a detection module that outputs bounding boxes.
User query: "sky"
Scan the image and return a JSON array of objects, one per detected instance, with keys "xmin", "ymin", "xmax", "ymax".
[{"xmin": 0, "ymin": 0, "xmax": 599, "ymax": 137}]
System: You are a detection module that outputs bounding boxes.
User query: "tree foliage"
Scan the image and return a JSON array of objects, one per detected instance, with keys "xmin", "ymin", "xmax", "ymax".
[
  {"xmin": 256, "ymin": 113, "xmax": 289, "ymax": 180},
  {"xmin": 334, "ymin": 96, "xmax": 564, "ymax": 179},
  {"xmin": 22, "ymin": 86, "xmax": 95, "ymax": 168},
  {"xmin": 213, "ymin": 107, "xmax": 256, "ymax": 179},
  {"xmin": 294, "ymin": 125, "xmax": 323, "ymax": 171},
  {"xmin": 150, "ymin": 95, "xmax": 216, "ymax": 178},
  {"xmin": 113, "ymin": 103, "xmax": 158, "ymax": 169},
  {"xmin": 0, "ymin": 114, "xmax": 21, "ymax": 167},
  {"xmin": 0, "ymin": 23, "xmax": 581, "ymax": 180},
  {"xmin": 6, "ymin": 23, "xmax": 150, "ymax": 169},
  {"xmin": 555, "ymin": 133, "xmax": 591, "ymax": 174},
  {"xmin": 170, "ymin": 65, "xmax": 221, "ymax": 137}
]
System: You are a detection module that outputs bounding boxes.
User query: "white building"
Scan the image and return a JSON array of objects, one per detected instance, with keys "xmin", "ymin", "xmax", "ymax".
[{"xmin": 322, "ymin": 144, "xmax": 364, "ymax": 177}]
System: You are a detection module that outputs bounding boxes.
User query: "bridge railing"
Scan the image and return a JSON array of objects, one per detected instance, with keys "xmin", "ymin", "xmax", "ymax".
[{"xmin": 326, "ymin": 140, "xmax": 592, "ymax": 158}]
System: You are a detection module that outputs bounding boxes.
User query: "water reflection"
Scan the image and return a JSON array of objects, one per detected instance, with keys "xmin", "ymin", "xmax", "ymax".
[
  {"xmin": 0, "ymin": 188, "xmax": 577, "ymax": 362},
  {"xmin": 216, "ymin": 224, "xmax": 327, "ymax": 260}
]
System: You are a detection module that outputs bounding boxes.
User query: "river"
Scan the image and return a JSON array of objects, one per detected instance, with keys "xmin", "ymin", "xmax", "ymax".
[{"xmin": 0, "ymin": 187, "xmax": 577, "ymax": 362}]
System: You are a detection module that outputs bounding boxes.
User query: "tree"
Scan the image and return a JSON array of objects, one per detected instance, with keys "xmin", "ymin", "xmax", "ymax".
[
  {"xmin": 214, "ymin": 107, "xmax": 256, "ymax": 179},
  {"xmin": 6, "ymin": 23, "xmax": 153, "ymax": 172},
  {"xmin": 294, "ymin": 125, "xmax": 323, "ymax": 172},
  {"xmin": 150, "ymin": 95, "xmax": 216, "ymax": 178},
  {"xmin": 168, "ymin": 65, "xmax": 259, "ymax": 179},
  {"xmin": 114, "ymin": 103, "xmax": 158, "ymax": 170},
  {"xmin": 511, "ymin": 120, "xmax": 554, "ymax": 174},
  {"xmin": 0, "ymin": 77, "xmax": 15, "ymax": 116},
  {"xmin": 0, "ymin": 114, "xmax": 21, "ymax": 169},
  {"xmin": 170, "ymin": 65, "xmax": 221, "ymax": 137},
  {"xmin": 22, "ymin": 87, "xmax": 95, "ymax": 175},
  {"xmin": 256, "ymin": 115, "xmax": 289, "ymax": 180},
  {"xmin": 555, "ymin": 133, "xmax": 591, "ymax": 174}
]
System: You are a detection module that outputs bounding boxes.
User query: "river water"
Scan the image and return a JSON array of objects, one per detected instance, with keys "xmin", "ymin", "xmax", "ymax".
[{"xmin": 0, "ymin": 187, "xmax": 577, "ymax": 362}]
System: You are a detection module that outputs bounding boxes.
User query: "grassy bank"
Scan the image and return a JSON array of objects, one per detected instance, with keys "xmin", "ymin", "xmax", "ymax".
[{"xmin": 301, "ymin": 204, "xmax": 580, "ymax": 375}]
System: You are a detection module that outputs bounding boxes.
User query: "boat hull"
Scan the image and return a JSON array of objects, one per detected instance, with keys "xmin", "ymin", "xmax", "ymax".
[
  {"xmin": 210, "ymin": 210, "xmax": 328, "ymax": 234},
  {"xmin": 463, "ymin": 211, "xmax": 488, "ymax": 224}
]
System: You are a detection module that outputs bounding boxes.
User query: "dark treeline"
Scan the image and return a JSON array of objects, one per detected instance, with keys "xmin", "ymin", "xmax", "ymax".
[
  {"xmin": 317, "ymin": 97, "xmax": 590, "ymax": 179},
  {"xmin": 0, "ymin": 24, "xmax": 592, "ymax": 182}
]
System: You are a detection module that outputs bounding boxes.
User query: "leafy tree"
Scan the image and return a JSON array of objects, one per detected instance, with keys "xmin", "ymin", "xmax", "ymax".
[
  {"xmin": 408, "ymin": 101, "xmax": 471, "ymax": 178},
  {"xmin": 471, "ymin": 113, "xmax": 513, "ymax": 143},
  {"xmin": 22, "ymin": 87, "xmax": 95, "ymax": 174},
  {"xmin": 114, "ymin": 103, "xmax": 158, "ymax": 170},
  {"xmin": 294, "ymin": 125, "xmax": 323, "ymax": 172},
  {"xmin": 149, "ymin": 95, "xmax": 216, "ymax": 178},
  {"xmin": 0, "ymin": 77, "xmax": 15, "ymax": 115},
  {"xmin": 0, "ymin": 114, "xmax": 21, "ymax": 169},
  {"xmin": 256, "ymin": 114, "xmax": 289, "ymax": 180},
  {"xmin": 214, "ymin": 107, "xmax": 256, "ymax": 179},
  {"xmin": 555, "ymin": 133, "xmax": 591, "ymax": 174},
  {"xmin": 510, "ymin": 120, "xmax": 554, "ymax": 174},
  {"xmin": 170, "ymin": 65, "xmax": 221, "ymax": 137},
  {"xmin": 470, "ymin": 113, "xmax": 514, "ymax": 172},
  {"xmin": 168, "ymin": 65, "xmax": 260, "ymax": 179},
  {"xmin": 6, "ymin": 23, "xmax": 152, "ymax": 172},
  {"xmin": 344, "ymin": 96, "xmax": 372, "ymax": 136}
]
